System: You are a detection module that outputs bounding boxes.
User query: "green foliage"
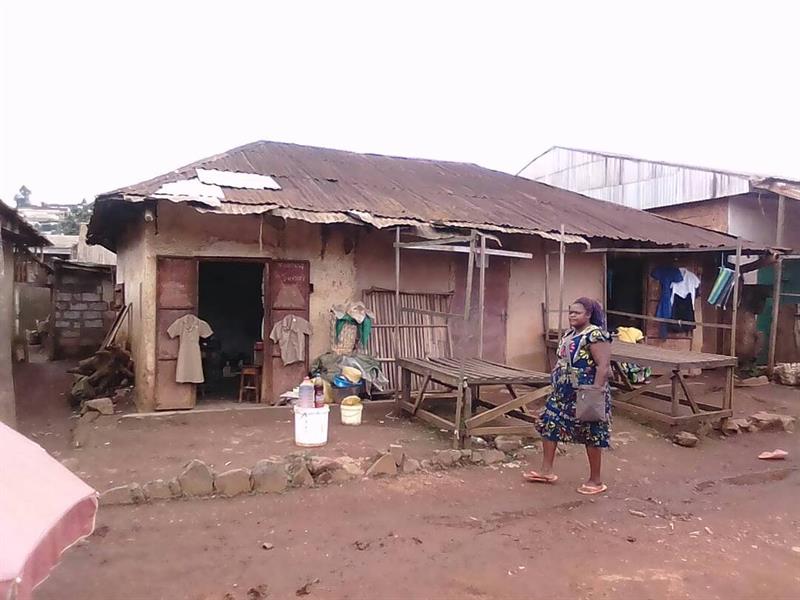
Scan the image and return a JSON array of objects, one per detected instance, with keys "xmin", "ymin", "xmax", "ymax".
[{"xmin": 59, "ymin": 200, "xmax": 94, "ymax": 235}]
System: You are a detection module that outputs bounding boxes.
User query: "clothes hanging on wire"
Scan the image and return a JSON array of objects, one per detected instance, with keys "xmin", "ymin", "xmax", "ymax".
[
  {"xmin": 671, "ymin": 268, "xmax": 701, "ymax": 304},
  {"xmin": 707, "ymin": 267, "xmax": 734, "ymax": 307},
  {"xmin": 669, "ymin": 295, "xmax": 696, "ymax": 333},
  {"xmin": 651, "ymin": 266, "xmax": 683, "ymax": 338}
]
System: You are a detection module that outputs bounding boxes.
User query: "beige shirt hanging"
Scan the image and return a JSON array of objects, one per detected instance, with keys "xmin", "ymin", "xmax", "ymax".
[
  {"xmin": 269, "ymin": 314, "xmax": 312, "ymax": 366},
  {"xmin": 167, "ymin": 314, "xmax": 213, "ymax": 383}
]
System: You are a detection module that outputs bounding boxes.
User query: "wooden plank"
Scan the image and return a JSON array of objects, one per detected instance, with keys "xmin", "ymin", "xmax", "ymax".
[
  {"xmin": 611, "ymin": 341, "xmax": 737, "ymax": 369},
  {"xmin": 677, "ymin": 373, "xmax": 702, "ymax": 414},
  {"xmin": 399, "ymin": 367, "xmax": 411, "ymax": 415},
  {"xmin": 465, "ymin": 386, "xmax": 551, "ymax": 429},
  {"xmin": 470, "ymin": 424, "xmax": 537, "ymax": 436},
  {"xmin": 768, "ymin": 258, "xmax": 783, "ymax": 375},
  {"xmin": 730, "ymin": 238, "xmax": 742, "ymax": 356},
  {"xmin": 606, "ymin": 309, "xmax": 733, "ymax": 331},
  {"xmin": 612, "ymin": 398, "xmax": 680, "ymax": 425},
  {"xmin": 613, "ymin": 374, "xmax": 667, "ymax": 406},
  {"xmin": 411, "ymin": 374, "xmax": 431, "ymax": 415},
  {"xmin": 558, "ymin": 223, "xmax": 565, "ymax": 335},
  {"xmin": 415, "ymin": 407, "xmax": 457, "ymax": 432},
  {"xmin": 395, "ymin": 359, "xmax": 461, "ymax": 387},
  {"xmin": 671, "ymin": 372, "xmax": 680, "ymax": 417}
]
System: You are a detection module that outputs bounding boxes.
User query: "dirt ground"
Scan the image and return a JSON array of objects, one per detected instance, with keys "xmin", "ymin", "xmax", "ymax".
[{"xmin": 13, "ymin": 359, "xmax": 800, "ymax": 599}]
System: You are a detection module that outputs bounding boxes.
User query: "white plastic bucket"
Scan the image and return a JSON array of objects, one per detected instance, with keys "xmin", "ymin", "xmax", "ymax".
[
  {"xmin": 340, "ymin": 403, "xmax": 363, "ymax": 425},
  {"xmin": 293, "ymin": 405, "xmax": 330, "ymax": 447}
]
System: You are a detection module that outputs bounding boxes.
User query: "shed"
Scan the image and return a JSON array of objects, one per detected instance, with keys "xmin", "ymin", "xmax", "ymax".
[{"xmin": 87, "ymin": 141, "xmax": 753, "ymax": 412}]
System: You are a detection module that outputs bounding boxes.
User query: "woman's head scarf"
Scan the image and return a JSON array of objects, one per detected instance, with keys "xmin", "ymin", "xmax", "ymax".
[{"xmin": 573, "ymin": 297, "xmax": 606, "ymax": 329}]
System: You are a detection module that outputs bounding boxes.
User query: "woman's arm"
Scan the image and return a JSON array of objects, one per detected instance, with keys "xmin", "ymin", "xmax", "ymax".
[{"xmin": 589, "ymin": 341, "xmax": 612, "ymax": 387}]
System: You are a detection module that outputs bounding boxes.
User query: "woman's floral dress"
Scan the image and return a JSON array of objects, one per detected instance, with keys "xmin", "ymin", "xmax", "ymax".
[{"xmin": 536, "ymin": 325, "xmax": 612, "ymax": 447}]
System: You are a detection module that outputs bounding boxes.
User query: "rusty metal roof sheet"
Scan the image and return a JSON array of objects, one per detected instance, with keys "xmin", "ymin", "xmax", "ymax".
[
  {"xmin": 90, "ymin": 140, "xmax": 757, "ymax": 250},
  {"xmin": 0, "ymin": 199, "xmax": 50, "ymax": 247}
]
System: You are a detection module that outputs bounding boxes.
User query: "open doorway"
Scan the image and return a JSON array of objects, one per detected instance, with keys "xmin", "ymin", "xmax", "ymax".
[
  {"xmin": 198, "ymin": 260, "xmax": 264, "ymax": 402},
  {"xmin": 606, "ymin": 256, "xmax": 645, "ymax": 333}
]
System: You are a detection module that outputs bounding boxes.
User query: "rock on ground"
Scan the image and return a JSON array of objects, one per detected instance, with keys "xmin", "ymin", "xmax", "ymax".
[
  {"xmin": 389, "ymin": 444, "xmax": 405, "ymax": 467},
  {"xmin": 214, "ymin": 468, "xmax": 253, "ymax": 497},
  {"xmin": 673, "ymin": 431, "xmax": 699, "ymax": 448},
  {"xmin": 143, "ymin": 479, "xmax": 174, "ymax": 500},
  {"xmin": 178, "ymin": 459, "xmax": 215, "ymax": 496},
  {"xmin": 434, "ymin": 449, "xmax": 462, "ymax": 467},
  {"xmin": 749, "ymin": 412, "xmax": 796, "ymax": 433},
  {"xmin": 168, "ymin": 478, "xmax": 182, "ymax": 497},
  {"xmin": 494, "ymin": 435, "xmax": 523, "ymax": 452},
  {"xmin": 471, "ymin": 449, "xmax": 506, "ymax": 464},
  {"xmin": 308, "ymin": 456, "xmax": 340, "ymax": 477},
  {"xmin": 83, "ymin": 397, "xmax": 114, "ymax": 415},
  {"xmin": 366, "ymin": 453, "xmax": 398, "ymax": 477},
  {"xmin": 252, "ymin": 459, "xmax": 288, "ymax": 493},
  {"xmin": 100, "ymin": 483, "xmax": 145, "ymax": 506},
  {"xmin": 402, "ymin": 458, "xmax": 421, "ymax": 474},
  {"xmin": 286, "ymin": 457, "xmax": 314, "ymax": 488}
]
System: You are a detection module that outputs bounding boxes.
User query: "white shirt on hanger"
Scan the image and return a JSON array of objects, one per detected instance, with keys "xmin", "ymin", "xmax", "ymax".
[{"xmin": 671, "ymin": 268, "xmax": 701, "ymax": 304}]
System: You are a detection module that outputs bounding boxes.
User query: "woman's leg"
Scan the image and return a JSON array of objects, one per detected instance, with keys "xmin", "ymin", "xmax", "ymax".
[
  {"xmin": 541, "ymin": 439, "xmax": 557, "ymax": 474},
  {"xmin": 585, "ymin": 445, "xmax": 602, "ymax": 485}
]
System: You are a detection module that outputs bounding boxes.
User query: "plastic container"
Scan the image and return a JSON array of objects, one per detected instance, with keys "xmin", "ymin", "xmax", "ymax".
[
  {"xmin": 340, "ymin": 403, "xmax": 363, "ymax": 426},
  {"xmin": 293, "ymin": 405, "xmax": 330, "ymax": 447},
  {"xmin": 298, "ymin": 377, "xmax": 315, "ymax": 408}
]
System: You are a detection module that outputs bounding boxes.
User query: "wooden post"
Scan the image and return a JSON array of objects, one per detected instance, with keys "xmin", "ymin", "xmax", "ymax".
[
  {"xmin": 544, "ymin": 252, "xmax": 550, "ymax": 333},
  {"xmin": 454, "ymin": 231, "xmax": 477, "ymax": 448},
  {"xmin": 602, "ymin": 251, "xmax": 608, "ymax": 312},
  {"xmin": 478, "ymin": 234, "xmax": 487, "ymax": 359},
  {"xmin": 777, "ymin": 194, "xmax": 786, "ymax": 248},
  {"xmin": 670, "ymin": 371, "xmax": 679, "ymax": 417},
  {"xmin": 768, "ymin": 256, "xmax": 783, "ymax": 375},
  {"xmin": 558, "ymin": 224, "xmax": 566, "ymax": 335},
  {"xmin": 730, "ymin": 239, "xmax": 742, "ymax": 357},
  {"xmin": 394, "ymin": 227, "xmax": 401, "ymax": 409}
]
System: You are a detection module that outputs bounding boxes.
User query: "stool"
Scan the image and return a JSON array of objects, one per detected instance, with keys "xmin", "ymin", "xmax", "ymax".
[{"xmin": 238, "ymin": 366, "xmax": 261, "ymax": 403}]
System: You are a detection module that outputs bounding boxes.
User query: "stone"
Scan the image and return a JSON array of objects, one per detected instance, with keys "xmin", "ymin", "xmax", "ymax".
[
  {"xmin": 402, "ymin": 458, "xmax": 421, "ymax": 474},
  {"xmin": 82, "ymin": 292, "xmax": 101, "ymax": 302},
  {"xmin": 730, "ymin": 418, "xmax": 754, "ymax": 432},
  {"xmin": 514, "ymin": 446, "xmax": 540, "ymax": 460},
  {"xmin": 178, "ymin": 459, "xmax": 215, "ymax": 496},
  {"xmin": 63, "ymin": 311, "xmax": 80, "ymax": 319},
  {"xmin": 365, "ymin": 453, "xmax": 398, "ymax": 477},
  {"xmin": 673, "ymin": 431, "xmax": 699, "ymax": 448},
  {"xmin": 286, "ymin": 457, "xmax": 314, "ymax": 488},
  {"xmin": 334, "ymin": 456, "xmax": 364, "ymax": 479},
  {"xmin": 100, "ymin": 483, "xmax": 145, "ymax": 506},
  {"xmin": 85, "ymin": 320, "xmax": 104, "ymax": 328},
  {"xmin": 494, "ymin": 435, "xmax": 523, "ymax": 452},
  {"xmin": 57, "ymin": 292, "xmax": 72, "ymax": 302},
  {"xmin": 168, "ymin": 478, "xmax": 182, "ymax": 496},
  {"xmin": 433, "ymin": 449, "xmax": 462, "ymax": 467},
  {"xmin": 471, "ymin": 436, "xmax": 489, "ymax": 448},
  {"xmin": 55, "ymin": 320, "xmax": 70, "ymax": 328},
  {"xmin": 143, "ymin": 479, "xmax": 173, "ymax": 500},
  {"xmin": 90, "ymin": 301, "xmax": 109, "ymax": 310},
  {"xmin": 389, "ymin": 444, "xmax": 405, "ymax": 467},
  {"xmin": 214, "ymin": 468, "xmax": 253, "ymax": 497},
  {"xmin": 419, "ymin": 459, "xmax": 433, "ymax": 471},
  {"xmin": 79, "ymin": 411, "xmax": 100, "ymax": 425},
  {"xmin": 82, "ymin": 310, "xmax": 102, "ymax": 319},
  {"xmin": 83, "ymin": 397, "xmax": 114, "ymax": 415},
  {"xmin": 252, "ymin": 459, "xmax": 288, "ymax": 493},
  {"xmin": 71, "ymin": 302, "xmax": 89, "ymax": 310},
  {"xmin": 473, "ymin": 449, "xmax": 506, "ymax": 464},
  {"xmin": 749, "ymin": 412, "xmax": 796, "ymax": 433},
  {"xmin": 308, "ymin": 456, "xmax": 339, "ymax": 477},
  {"xmin": 459, "ymin": 449, "xmax": 473, "ymax": 459},
  {"xmin": 721, "ymin": 419, "xmax": 741, "ymax": 435}
]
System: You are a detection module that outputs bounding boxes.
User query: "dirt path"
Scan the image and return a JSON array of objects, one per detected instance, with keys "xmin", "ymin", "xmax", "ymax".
[{"xmin": 37, "ymin": 425, "xmax": 800, "ymax": 600}]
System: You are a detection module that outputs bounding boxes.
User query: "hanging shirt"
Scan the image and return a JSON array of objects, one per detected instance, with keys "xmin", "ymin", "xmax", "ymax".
[
  {"xmin": 651, "ymin": 266, "xmax": 684, "ymax": 338},
  {"xmin": 669, "ymin": 295, "xmax": 696, "ymax": 333},
  {"xmin": 671, "ymin": 268, "xmax": 701, "ymax": 304},
  {"xmin": 269, "ymin": 314, "xmax": 312, "ymax": 366},
  {"xmin": 167, "ymin": 314, "xmax": 213, "ymax": 383}
]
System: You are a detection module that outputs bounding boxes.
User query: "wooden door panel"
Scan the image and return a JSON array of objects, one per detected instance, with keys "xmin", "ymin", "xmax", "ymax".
[
  {"xmin": 156, "ymin": 257, "xmax": 198, "ymax": 410},
  {"xmin": 268, "ymin": 261, "xmax": 310, "ymax": 403},
  {"xmin": 155, "ymin": 360, "xmax": 195, "ymax": 410}
]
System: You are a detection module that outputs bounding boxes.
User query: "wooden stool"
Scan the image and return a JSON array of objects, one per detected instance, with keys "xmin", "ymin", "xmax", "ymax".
[{"xmin": 238, "ymin": 366, "xmax": 261, "ymax": 403}]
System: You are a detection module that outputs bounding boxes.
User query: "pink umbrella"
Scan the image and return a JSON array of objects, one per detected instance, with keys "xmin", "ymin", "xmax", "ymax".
[{"xmin": 0, "ymin": 422, "xmax": 97, "ymax": 600}]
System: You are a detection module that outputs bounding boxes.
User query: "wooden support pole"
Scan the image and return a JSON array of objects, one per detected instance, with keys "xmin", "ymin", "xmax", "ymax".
[
  {"xmin": 454, "ymin": 231, "xmax": 477, "ymax": 447},
  {"xmin": 544, "ymin": 252, "xmax": 550, "ymax": 332},
  {"xmin": 478, "ymin": 234, "xmax": 487, "ymax": 359},
  {"xmin": 730, "ymin": 238, "xmax": 742, "ymax": 358},
  {"xmin": 602, "ymin": 251, "xmax": 608, "ymax": 311},
  {"xmin": 558, "ymin": 224, "xmax": 566, "ymax": 335},
  {"xmin": 768, "ymin": 256, "xmax": 783, "ymax": 375},
  {"xmin": 777, "ymin": 194, "xmax": 786, "ymax": 248},
  {"xmin": 394, "ymin": 226, "xmax": 401, "ymax": 409}
]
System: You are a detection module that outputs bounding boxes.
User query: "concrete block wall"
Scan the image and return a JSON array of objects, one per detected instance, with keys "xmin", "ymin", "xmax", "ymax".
[{"xmin": 51, "ymin": 268, "xmax": 116, "ymax": 359}]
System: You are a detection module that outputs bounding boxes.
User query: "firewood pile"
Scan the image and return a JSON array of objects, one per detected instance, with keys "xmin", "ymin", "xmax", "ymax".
[{"xmin": 68, "ymin": 346, "xmax": 134, "ymax": 407}]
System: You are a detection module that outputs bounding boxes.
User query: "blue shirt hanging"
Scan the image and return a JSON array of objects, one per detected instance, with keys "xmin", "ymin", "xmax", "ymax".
[{"xmin": 651, "ymin": 266, "xmax": 683, "ymax": 338}]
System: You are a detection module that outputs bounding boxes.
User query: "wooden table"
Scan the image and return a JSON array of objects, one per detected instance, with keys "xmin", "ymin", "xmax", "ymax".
[
  {"xmin": 609, "ymin": 341, "xmax": 736, "ymax": 426},
  {"xmin": 396, "ymin": 357, "xmax": 552, "ymax": 448}
]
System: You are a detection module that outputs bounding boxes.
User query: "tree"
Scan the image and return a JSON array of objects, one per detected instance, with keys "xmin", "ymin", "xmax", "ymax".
[
  {"xmin": 59, "ymin": 200, "xmax": 94, "ymax": 235},
  {"xmin": 13, "ymin": 185, "xmax": 32, "ymax": 207}
]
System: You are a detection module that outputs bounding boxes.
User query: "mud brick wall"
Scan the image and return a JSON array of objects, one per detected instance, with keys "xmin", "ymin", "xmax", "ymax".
[{"xmin": 51, "ymin": 265, "xmax": 116, "ymax": 359}]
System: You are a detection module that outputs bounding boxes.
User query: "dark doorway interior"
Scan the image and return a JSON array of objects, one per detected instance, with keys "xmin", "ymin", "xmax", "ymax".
[
  {"xmin": 198, "ymin": 261, "xmax": 264, "ymax": 400},
  {"xmin": 606, "ymin": 256, "xmax": 645, "ymax": 333}
]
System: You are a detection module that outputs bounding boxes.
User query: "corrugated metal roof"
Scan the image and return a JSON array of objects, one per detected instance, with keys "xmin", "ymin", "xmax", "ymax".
[
  {"xmin": 89, "ymin": 140, "xmax": 755, "ymax": 250},
  {"xmin": 0, "ymin": 199, "xmax": 50, "ymax": 247}
]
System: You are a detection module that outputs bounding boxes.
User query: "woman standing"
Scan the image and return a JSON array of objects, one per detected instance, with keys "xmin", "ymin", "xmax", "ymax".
[{"xmin": 523, "ymin": 298, "xmax": 612, "ymax": 495}]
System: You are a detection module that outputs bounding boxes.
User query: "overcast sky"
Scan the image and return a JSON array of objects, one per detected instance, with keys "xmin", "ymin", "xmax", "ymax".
[{"xmin": 2, "ymin": 1, "xmax": 798, "ymax": 206}]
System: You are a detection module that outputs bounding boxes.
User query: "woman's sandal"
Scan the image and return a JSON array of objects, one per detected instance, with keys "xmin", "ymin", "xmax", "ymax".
[
  {"xmin": 576, "ymin": 483, "xmax": 608, "ymax": 495},
  {"xmin": 522, "ymin": 471, "xmax": 558, "ymax": 484}
]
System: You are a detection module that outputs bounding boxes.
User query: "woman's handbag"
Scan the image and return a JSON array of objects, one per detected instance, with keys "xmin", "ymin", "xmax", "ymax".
[
  {"xmin": 576, "ymin": 386, "xmax": 607, "ymax": 422},
  {"xmin": 565, "ymin": 328, "xmax": 608, "ymax": 422}
]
